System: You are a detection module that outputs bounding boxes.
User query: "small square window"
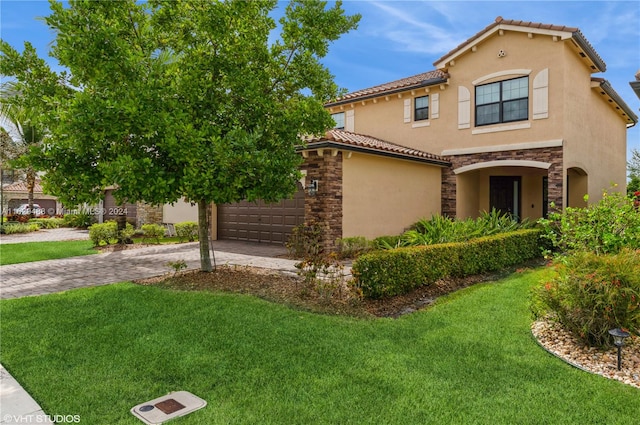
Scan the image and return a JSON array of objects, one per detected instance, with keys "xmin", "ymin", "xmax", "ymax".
[{"xmin": 331, "ymin": 112, "xmax": 345, "ymax": 129}]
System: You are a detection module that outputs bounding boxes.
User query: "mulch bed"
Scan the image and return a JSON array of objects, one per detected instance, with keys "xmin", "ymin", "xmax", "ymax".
[{"xmin": 134, "ymin": 261, "xmax": 542, "ymax": 318}]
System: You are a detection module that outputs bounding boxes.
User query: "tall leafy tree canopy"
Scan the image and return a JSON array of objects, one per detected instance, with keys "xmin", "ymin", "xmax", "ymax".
[{"xmin": 1, "ymin": 0, "xmax": 359, "ymax": 270}]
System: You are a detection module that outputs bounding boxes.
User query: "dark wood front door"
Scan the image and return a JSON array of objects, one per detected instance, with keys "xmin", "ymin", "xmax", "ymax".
[{"xmin": 490, "ymin": 176, "xmax": 521, "ymax": 219}]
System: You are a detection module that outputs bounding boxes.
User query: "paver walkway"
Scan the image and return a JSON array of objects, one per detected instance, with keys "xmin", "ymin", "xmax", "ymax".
[{"xmin": 1, "ymin": 241, "xmax": 300, "ymax": 300}]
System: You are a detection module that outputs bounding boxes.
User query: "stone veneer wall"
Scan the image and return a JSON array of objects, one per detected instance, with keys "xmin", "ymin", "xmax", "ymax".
[
  {"xmin": 136, "ymin": 202, "xmax": 164, "ymax": 228},
  {"xmin": 441, "ymin": 146, "xmax": 564, "ymax": 217},
  {"xmin": 302, "ymin": 150, "xmax": 343, "ymax": 252}
]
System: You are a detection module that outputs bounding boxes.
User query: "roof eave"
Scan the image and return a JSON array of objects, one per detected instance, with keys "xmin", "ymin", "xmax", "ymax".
[
  {"xmin": 571, "ymin": 30, "xmax": 606, "ymax": 72},
  {"xmin": 325, "ymin": 76, "xmax": 449, "ymax": 108},
  {"xmin": 297, "ymin": 140, "xmax": 451, "ymax": 167},
  {"xmin": 630, "ymin": 80, "xmax": 640, "ymax": 100},
  {"xmin": 595, "ymin": 79, "xmax": 638, "ymax": 125}
]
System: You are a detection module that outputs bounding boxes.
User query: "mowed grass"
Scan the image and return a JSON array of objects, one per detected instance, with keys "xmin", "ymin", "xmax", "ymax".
[
  {"xmin": 0, "ymin": 240, "xmax": 97, "ymax": 265},
  {"xmin": 0, "ymin": 270, "xmax": 638, "ymax": 424}
]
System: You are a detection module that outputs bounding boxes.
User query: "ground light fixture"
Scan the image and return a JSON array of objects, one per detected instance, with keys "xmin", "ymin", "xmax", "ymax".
[{"xmin": 608, "ymin": 328, "xmax": 630, "ymax": 371}]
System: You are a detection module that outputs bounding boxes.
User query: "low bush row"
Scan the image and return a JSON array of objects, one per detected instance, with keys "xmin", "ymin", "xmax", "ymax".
[
  {"xmin": 88, "ymin": 221, "xmax": 199, "ymax": 246},
  {"xmin": 0, "ymin": 223, "xmax": 41, "ymax": 234},
  {"xmin": 352, "ymin": 229, "xmax": 542, "ymax": 299},
  {"xmin": 29, "ymin": 218, "xmax": 66, "ymax": 229}
]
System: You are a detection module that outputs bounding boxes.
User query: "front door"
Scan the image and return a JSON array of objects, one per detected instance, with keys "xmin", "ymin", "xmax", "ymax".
[{"xmin": 490, "ymin": 176, "xmax": 521, "ymax": 219}]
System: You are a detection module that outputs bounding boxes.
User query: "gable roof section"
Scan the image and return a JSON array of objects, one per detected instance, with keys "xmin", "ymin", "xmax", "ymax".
[
  {"xmin": 301, "ymin": 129, "xmax": 450, "ymax": 166},
  {"xmin": 325, "ymin": 70, "xmax": 448, "ymax": 107},
  {"xmin": 434, "ymin": 16, "xmax": 606, "ymax": 73}
]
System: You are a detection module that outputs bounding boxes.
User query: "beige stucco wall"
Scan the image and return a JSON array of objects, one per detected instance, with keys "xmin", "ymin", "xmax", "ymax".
[
  {"xmin": 333, "ymin": 31, "xmax": 569, "ymax": 155},
  {"xmin": 330, "ymin": 27, "xmax": 630, "ymax": 213},
  {"xmin": 342, "ymin": 153, "xmax": 442, "ymax": 239},
  {"xmin": 562, "ymin": 45, "xmax": 628, "ymax": 201},
  {"xmin": 163, "ymin": 198, "xmax": 198, "ymax": 224}
]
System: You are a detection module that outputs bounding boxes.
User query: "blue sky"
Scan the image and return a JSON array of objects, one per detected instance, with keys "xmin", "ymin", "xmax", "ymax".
[{"xmin": 1, "ymin": 0, "xmax": 639, "ymax": 157}]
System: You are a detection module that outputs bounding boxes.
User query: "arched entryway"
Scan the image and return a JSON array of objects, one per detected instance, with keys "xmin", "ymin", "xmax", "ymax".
[
  {"xmin": 441, "ymin": 145, "xmax": 564, "ymax": 219},
  {"xmin": 566, "ymin": 167, "xmax": 588, "ymax": 208},
  {"xmin": 452, "ymin": 160, "xmax": 554, "ymax": 220}
]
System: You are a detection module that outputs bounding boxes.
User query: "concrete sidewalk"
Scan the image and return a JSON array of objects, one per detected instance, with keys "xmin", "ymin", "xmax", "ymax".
[{"xmin": 0, "ymin": 240, "xmax": 301, "ymax": 423}]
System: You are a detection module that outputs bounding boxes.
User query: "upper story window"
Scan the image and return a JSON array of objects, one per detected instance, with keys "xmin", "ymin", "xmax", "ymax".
[
  {"xmin": 475, "ymin": 76, "xmax": 528, "ymax": 126},
  {"xmin": 331, "ymin": 112, "xmax": 345, "ymax": 129},
  {"xmin": 414, "ymin": 95, "xmax": 429, "ymax": 121}
]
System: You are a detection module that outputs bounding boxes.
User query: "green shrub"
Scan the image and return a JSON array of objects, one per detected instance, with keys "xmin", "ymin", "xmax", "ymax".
[
  {"xmin": 531, "ymin": 249, "xmax": 640, "ymax": 347},
  {"xmin": 88, "ymin": 221, "xmax": 118, "ymax": 246},
  {"xmin": 286, "ymin": 221, "xmax": 326, "ymax": 259},
  {"xmin": 1, "ymin": 223, "xmax": 40, "ymax": 234},
  {"xmin": 141, "ymin": 223, "xmax": 166, "ymax": 244},
  {"xmin": 337, "ymin": 236, "xmax": 373, "ymax": 259},
  {"xmin": 387, "ymin": 209, "xmax": 535, "ymax": 249},
  {"xmin": 175, "ymin": 221, "xmax": 199, "ymax": 242},
  {"xmin": 63, "ymin": 211, "xmax": 95, "ymax": 228},
  {"xmin": 538, "ymin": 188, "xmax": 640, "ymax": 255},
  {"xmin": 373, "ymin": 235, "xmax": 402, "ymax": 250},
  {"xmin": 29, "ymin": 218, "xmax": 66, "ymax": 229},
  {"xmin": 119, "ymin": 223, "xmax": 135, "ymax": 243},
  {"xmin": 352, "ymin": 229, "xmax": 542, "ymax": 299}
]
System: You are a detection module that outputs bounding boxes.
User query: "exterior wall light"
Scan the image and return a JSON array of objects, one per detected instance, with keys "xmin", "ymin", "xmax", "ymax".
[
  {"xmin": 306, "ymin": 180, "xmax": 318, "ymax": 196},
  {"xmin": 608, "ymin": 328, "xmax": 630, "ymax": 371}
]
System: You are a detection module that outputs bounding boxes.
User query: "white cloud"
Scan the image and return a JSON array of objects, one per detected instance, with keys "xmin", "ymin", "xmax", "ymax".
[{"xmin": 367, "ymin": 1, "xmax": 466, "ymax": 55}]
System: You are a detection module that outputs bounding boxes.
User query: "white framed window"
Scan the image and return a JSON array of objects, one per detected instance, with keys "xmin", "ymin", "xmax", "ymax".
[
  {"xmin": 475, "ymin": 76, "xmax": 528, "ymax": 126},
  {"xmin": 331, "ymin": 112, "xmax": 345, "ymax": 129},
  {"xmin": 414, "ymin": 95, "xmax": 429, "ymax": 121}
]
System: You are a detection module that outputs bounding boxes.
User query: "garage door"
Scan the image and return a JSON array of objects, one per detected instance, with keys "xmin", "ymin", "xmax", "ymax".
[{"xmin": 217, "ymin": 187, "xmax": 305, "ymax": 244}]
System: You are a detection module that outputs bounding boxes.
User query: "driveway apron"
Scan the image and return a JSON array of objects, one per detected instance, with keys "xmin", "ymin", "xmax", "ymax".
[{"xmin": 0, "ymin": 242, "xmax": 300, "ymax": 300}]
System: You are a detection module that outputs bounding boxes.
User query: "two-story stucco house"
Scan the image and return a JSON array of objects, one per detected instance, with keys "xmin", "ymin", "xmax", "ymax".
[{"xmin": 213, "ymin": 17, "xmax": 637, "ymax": 249}]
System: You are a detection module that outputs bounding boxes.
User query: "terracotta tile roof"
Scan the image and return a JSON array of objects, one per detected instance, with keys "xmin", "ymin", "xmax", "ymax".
[
  {"xmin": 303, "ymin": 129, "xmax": 450, "ymax": 165},
  {"xmin": 326, "ymin": 70, "xmax": 448, "ymax": 106},
  {"xmin": 2, "ymin": 179, "xmax": 44, "ymax": 193},
  {"xmin": 435, "ymin": 16, "xmax": 605, "ymax": 72}
]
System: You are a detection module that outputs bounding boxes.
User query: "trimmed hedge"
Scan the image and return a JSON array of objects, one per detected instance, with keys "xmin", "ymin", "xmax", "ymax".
[{"xmin": 352, "ymin": 229, "xmax": 543, "ymax": 299}]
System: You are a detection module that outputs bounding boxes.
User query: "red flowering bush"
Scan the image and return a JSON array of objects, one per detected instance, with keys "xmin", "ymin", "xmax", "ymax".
[{"xmin": 532, "ymin": 249, "xmax": 640, "ymax": 347}]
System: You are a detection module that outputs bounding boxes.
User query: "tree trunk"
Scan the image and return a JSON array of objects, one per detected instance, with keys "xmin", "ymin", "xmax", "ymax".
[
  {"xmin": 116, "ymin": 213, "xmax": 128, "ymax": 244},
  {"xmin": 198, "ymin": 200, "xmax": 213, "ymax": 272},
  {"xmin": 26, "ymin": 167, "xmax": 35, "ymax": 218}
]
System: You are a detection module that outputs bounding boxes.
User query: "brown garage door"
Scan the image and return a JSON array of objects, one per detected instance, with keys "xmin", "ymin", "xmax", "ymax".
[{"xmin": 217, "ymin": 187, "xmax": 305, "ymax": 244}]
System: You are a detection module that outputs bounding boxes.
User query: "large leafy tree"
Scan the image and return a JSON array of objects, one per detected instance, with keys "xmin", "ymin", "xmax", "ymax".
[{"xmin": 1, "ymin": 0, "xmax": 359, "ymax": 270}]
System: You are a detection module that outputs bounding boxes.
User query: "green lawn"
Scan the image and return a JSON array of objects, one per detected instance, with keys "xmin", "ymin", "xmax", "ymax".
[
  {"xmin": 0, "ymin": 270, "xmax": 637, "ymax": 424},
  {"xmin": 0, "ymin": 240, "xmax": 98, "ymax": 265}
]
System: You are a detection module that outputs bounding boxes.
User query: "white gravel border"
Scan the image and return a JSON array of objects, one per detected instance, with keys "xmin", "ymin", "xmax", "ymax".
[{"xmin": 531, "ymin": 319, "xmax": 639, "ymax": 389}]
